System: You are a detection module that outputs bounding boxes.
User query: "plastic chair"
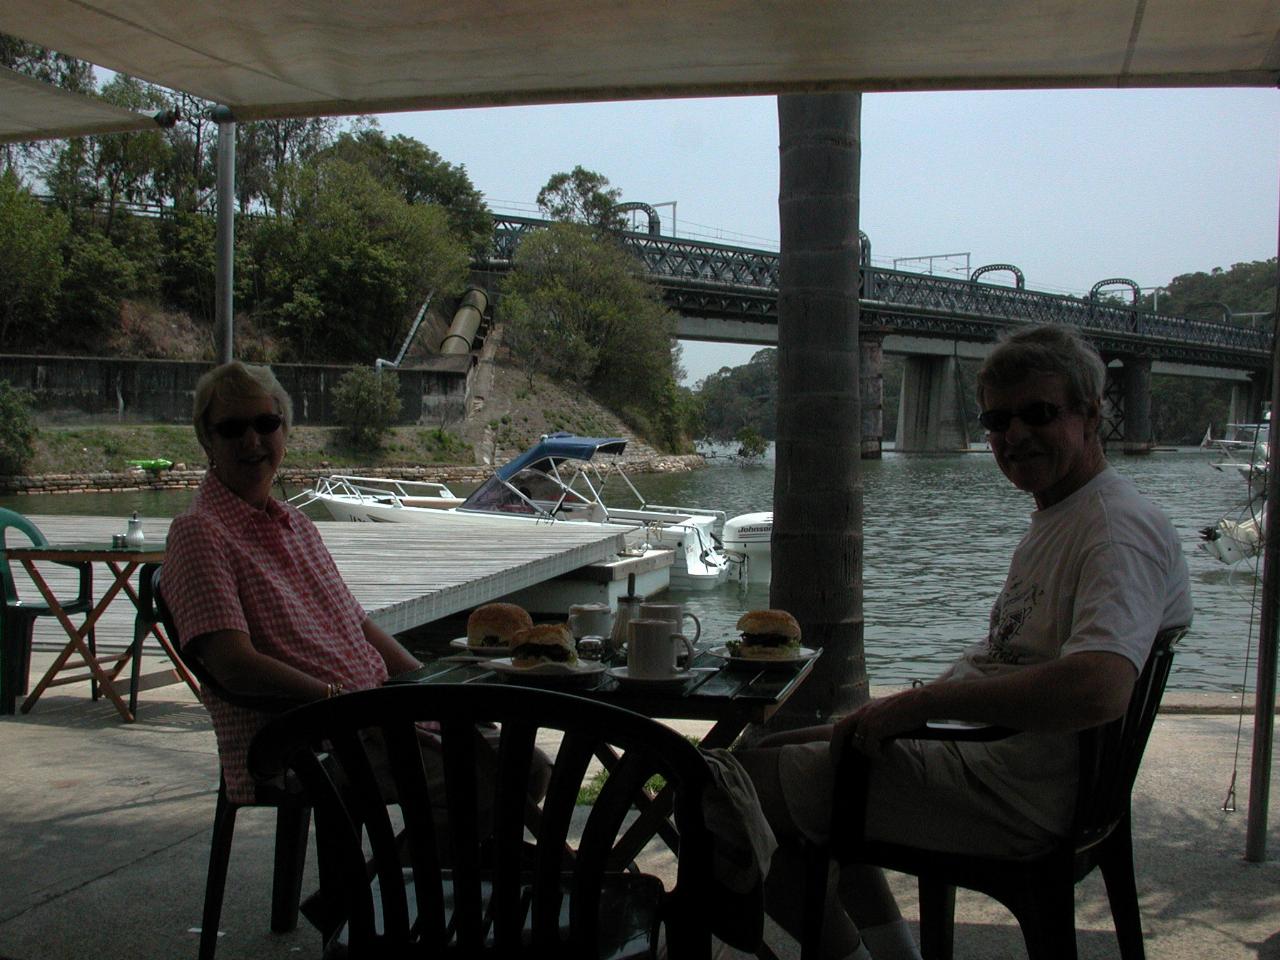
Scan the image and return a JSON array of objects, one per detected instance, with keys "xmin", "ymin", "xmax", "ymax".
[
  {"xmin": 801, "ymin": 625, "xmax": 1188, "ymax": 960},
  {"xmin": 148, "ymin": 571, "xmax": 312, "ymax": 960},
  {"xmin": 248, "ymin": 682, "xmax": 724, "ymax": 959},
  {"xmin": 0, "ymin": 508, "xmax": 95, "ymax": 715}
]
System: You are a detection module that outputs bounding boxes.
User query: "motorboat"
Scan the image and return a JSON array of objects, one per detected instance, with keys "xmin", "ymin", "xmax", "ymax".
[
  {"xmin": 1199, "ymin": 414, "xmax": 1270, "ymax": 565},
  {"xmin": 299, "ymin": 433, "xmax": 737, "ymax": 588}
]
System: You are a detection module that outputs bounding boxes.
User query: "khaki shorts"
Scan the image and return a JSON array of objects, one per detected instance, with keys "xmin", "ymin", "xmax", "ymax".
[{"xmin": 777, "ymin": 738, "xmax": 1059, "ymax": 858}]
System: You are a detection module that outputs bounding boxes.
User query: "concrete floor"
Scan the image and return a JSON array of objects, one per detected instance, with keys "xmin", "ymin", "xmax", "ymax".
[{"xmin": 2, "ymin": 654, "xmax": 1279, "ymax": 960}]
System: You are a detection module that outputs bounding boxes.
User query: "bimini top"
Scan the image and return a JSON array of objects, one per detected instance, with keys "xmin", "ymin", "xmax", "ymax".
[{"xmin": 495, "ymin": 433, "xmax": 629, "ymax": 481}]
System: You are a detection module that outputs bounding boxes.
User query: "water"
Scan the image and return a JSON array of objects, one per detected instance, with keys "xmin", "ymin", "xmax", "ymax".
[{"xmin": 2, "ymin": 449, "xmax": 1261, "ymax": 692}]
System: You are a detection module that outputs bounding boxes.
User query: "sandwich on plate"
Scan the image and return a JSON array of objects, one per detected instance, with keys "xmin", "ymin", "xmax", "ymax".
[
  {"xmin": 466, "ymin": 602, "xmax": 533, "ymax": 648},
  {"xmin": 509, "ymin": 623, "xmax": 579, "ymax": 667},
  {"xmin": 729, "ymin": 609, "xmax": 802, "ymax": 660}
]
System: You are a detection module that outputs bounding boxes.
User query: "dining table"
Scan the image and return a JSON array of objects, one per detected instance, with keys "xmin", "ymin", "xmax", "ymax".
[
  {"xmin": 8, "ymin": 541, "xmax": 198, "ymax": 722},
  {"xmin": 390, "ymin": 643, "xmax": 820, "ymax": 858}
]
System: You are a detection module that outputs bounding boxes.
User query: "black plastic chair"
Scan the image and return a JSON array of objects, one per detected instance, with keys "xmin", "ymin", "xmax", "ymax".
[
  {"xmin": 0, "ymin": 508, "xmax": 95, "ymax": 715},
  {"xmin": 248, "ymin": 682, "xmax": 724, "ymax": 960},
  {"xmin": 148, "ymin": 571, "xmax": 312, "ymax": 960},
  {"xmin": 802, "ymin": 625, "xmax": 1188, "ymax": 960}
]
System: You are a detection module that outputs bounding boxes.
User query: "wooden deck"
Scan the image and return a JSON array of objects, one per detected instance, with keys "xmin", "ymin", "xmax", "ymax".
[{"xmin": 17, "ymin": 513, "xmax": 643, "ymax": 651}]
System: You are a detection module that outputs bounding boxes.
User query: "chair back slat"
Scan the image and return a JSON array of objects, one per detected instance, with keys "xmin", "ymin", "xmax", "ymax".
[
  {"xmin": 1072, "ymin": 626, "xmax": 1185, "ymax": 853},
  {"xmin": 248, "ymin": 683, "xmax": 718, "ymax": 957},
  {"xmin": 0, "ymin": 508, "xmax": 47, "ymax": 605}
]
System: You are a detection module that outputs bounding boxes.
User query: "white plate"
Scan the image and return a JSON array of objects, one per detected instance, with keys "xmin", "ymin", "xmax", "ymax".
[
  {"xmin": 607, "ymin": 666, "xmax": 695, "ymax": 688},
  {"xmin": 709, "ymin": 645, "xmax": 818, "ymax": 666},
  {"xmin": 449, "ymin": 636, "xmax": 509, "ymax": 657},
  {"xmin": 488, "ymin": 657, "xmax": 607, "ymax": 680}
]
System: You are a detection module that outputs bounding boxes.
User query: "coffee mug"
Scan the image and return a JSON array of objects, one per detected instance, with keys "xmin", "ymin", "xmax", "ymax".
[
  {"xmin": 568, "ymin": 602, "xmax": 612, "ymax": 640},
  {"xmin": 638, "ymin": 602, "xmax": 701, "ymax": 644},
  {"xmin": 628, "ymin": 619, "xmax": 695, "ymax": 678}
]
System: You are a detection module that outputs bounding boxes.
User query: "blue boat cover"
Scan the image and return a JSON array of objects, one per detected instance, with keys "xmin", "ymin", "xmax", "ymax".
[{"xmin": 494, "ymin": 433, "xmax": 628, "ymax": 481}]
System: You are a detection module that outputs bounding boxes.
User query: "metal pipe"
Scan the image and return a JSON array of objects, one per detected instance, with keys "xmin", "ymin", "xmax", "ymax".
[
  {"xmin": 213, "ymin": 106, "xmax": 235, "ymax": 364},
  {"xmin": 438, "ymin": 287, "xmax": 488, "ymax": 355},
  {"xmin": 1244, "ymin": 198, "xmax": 1280, "ymax": 861}
]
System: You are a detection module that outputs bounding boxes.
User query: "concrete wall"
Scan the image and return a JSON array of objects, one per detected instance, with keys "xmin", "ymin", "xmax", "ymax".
[{"xmin": 0, "ymin": 355, "xmax": 474, "ymax": 426}]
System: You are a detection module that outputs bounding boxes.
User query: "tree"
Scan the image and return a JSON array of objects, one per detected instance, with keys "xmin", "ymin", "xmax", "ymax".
[
  {"xmin": 0, "ymin": 34, "xmax": 94, "ymax": 179},
  {"xmin": 333, "ymin": 366, "xmax": 402, "ymax": 449},
  {"xmin": 696, "ymin": 348, "xmax": 778, "ymax": 440},
  {"xmin": 90, "ymin": 75, "xmax": 173, "ymax": 239},
  {"xmin": 501, "ymin": 221, "xmax": 685, "ymax": 447},
  {"xmin": 254, "ymin": 157, "xmax": 470, "ymax": 362},
  {"xmin": 769, "ymin": 93, "xmax": 865, "ymax": 727},
  {"xmin": 326, "ymin": 128, "xmax": 492, "ymax": 251},
  {"xmin": 536, "ymin": 166, "xmax": 625, "ymax": 231},
  {"xmin": 237, "ymin": 117, "xmax": 338, "ymax": 215},
  {"xmin": 0, "ymin": 170, "xmax": 67, "ymax": 348},
  {"xmin": 0, "ymin": 380, "xmax": 37, "ymax": 475}
]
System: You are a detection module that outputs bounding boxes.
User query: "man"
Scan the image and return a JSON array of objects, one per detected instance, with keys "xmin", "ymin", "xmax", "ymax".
[{"xmin": 739, "ymin": 324, "xmax": 1193, "ymax": 960}]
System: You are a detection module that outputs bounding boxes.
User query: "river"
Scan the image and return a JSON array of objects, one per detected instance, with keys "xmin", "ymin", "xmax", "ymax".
[{"xmin": 0, "ymin": 446, "xmax": 1259, "ymax": 693}]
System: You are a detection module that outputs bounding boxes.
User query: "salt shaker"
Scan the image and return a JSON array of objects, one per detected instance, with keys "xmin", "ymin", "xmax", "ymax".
[
  {"xmin": 125, "ymin": 512, "xmax": 146, "ymax": 548},
  {"xmin": 576, "ymin": 636, "xmax": 605, "ymax": 661}
]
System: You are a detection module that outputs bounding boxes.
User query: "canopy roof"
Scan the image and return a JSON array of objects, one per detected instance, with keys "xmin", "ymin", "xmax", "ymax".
[
  {"xmin": 0, "ymin": 0, "xmax": 1277, "ymax": 142},
  {"xmin": 0, "ymin": 65, "xmax": 161, "ymax": 143},
  {"xmin": 496, "ymin": 434, "xmax": 629, "ymax": 482}
]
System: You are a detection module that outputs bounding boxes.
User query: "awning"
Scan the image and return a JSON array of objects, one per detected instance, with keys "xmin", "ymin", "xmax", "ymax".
[
  {"xmin": 0, "ymin": 64, "xmax": 163, "ymax": 143},
  {"xmin": 0, "ymin": 0, "xmax": 1276, "ymax": 143}
]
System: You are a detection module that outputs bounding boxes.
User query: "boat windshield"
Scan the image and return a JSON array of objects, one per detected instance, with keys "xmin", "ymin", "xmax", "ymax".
[{"xmin": 459, "ymin": 467, "xmax": 590, "ymax": 515}]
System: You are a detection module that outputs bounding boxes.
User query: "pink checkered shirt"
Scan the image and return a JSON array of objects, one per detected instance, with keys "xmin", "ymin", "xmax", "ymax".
[{"xmin": 163, "ymin": 473, "xmax": 388, "ymax": 802}]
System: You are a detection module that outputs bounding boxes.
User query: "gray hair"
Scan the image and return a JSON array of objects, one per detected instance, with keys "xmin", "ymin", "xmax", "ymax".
[
  {"xmin": 976, "ymin": 324, "xmax": 1106, "ymax": 411},
  {"xmin": 193, "ymin": 361, "xmax": 293, "ymax": 450}
]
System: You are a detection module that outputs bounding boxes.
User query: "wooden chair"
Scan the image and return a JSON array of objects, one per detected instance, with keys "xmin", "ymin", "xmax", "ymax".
[
  {"xmin": 248, "ymin": 682, "xmax": 723, "ymax": 959},
  {"xmin": 146, "ymin": 570, "xmax": 312, "ymax": 960},
  {"xmin": 0, "ymin": 508, "xmax": 95, "ymax": 715},
  {"xmin": 802, "ymin": 626, "xmax": 1188, "ymax": 960}
]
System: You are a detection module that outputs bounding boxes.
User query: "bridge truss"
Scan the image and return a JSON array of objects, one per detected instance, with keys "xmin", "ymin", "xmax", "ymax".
[{"xmin": 482, "ymin": 216, "xmax": 1271, "ymax": 373}]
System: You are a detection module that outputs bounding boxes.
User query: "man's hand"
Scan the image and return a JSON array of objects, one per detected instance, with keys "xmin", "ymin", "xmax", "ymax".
[{"xmin": 830, "ymin": 686, "xmax": 933, "ymax": 766}]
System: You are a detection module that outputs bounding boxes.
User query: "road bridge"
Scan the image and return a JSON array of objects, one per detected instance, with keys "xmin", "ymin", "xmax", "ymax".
[{"xmin": 476, "ymin": 215, "xmax": 1271, "ymax": 454}]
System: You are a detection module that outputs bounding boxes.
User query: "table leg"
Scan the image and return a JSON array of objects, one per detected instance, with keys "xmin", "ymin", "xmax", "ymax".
[{"xmin": 19, "ymin": 560, "xmax": 139, "ymax": 722}]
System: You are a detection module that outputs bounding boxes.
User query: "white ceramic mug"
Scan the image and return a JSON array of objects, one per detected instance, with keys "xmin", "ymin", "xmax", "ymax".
[
  {"xmin": 638, "ymin": 602, "xmax": 701, "ymax": 644},
  {"xmin": 628, "ymin": 619, "xmax": 695, "ymax": 678},
  {"xmin": 568, "ymin": 602, "xmax": 612, "ymax": 639}
]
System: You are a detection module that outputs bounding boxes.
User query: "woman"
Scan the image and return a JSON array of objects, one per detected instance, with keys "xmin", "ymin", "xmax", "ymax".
[{"xmin": 162, "ymin": 360, "xmax": 428, "ymax": 804}]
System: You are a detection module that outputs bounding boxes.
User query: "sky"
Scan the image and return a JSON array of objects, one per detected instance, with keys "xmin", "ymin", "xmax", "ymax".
[{"xmin": 375, "ymin": 88, "xmax": 1279, "ymax": 386}]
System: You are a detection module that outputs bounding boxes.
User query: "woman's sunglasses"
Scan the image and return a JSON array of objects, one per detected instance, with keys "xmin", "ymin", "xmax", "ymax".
[
  {"xmin": 977, "ymin": 401, "xmax": 1061, "ymax": 433},
  {"xmin": 211, "ymin": 413, "xmax": 284, "ymax": 440}
]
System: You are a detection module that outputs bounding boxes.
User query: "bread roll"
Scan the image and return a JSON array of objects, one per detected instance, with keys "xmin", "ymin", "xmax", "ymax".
[
  {"xmin": 466, "ymin": 603, "xmax": 533, "ymax": 648},
  {"xmin": 510, "ymin": 623, "xmax": 578, "ymax": 668},
  {"xmin": 733, "ymin": 609, "xmax": 801, "ymax": 659}
]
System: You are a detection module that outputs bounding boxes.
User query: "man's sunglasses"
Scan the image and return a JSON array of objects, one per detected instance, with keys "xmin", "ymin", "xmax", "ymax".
[
  {"xmin": 977, "ymin": 402, "xmax": 1061, "ymax": 433},
  {"xmin": 211, "ymin": 413, "xmax": 284, "ymax": 440}
]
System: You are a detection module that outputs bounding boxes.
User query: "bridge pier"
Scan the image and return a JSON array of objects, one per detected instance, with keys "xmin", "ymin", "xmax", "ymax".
[
  {"xmin": 860, "ymin": 333, "xmax": 884, "ymax": 458},
  {"xmin": 1229, "ymin": 372, "xmax": 1268, "ymax": 428},
  {"xmin": 1101, "ymin": 358, "xmax": 1154, "ymax": 455},
  {"xmin": 895, "ymin": 354, "xmax": 972, "ymax": 452}
]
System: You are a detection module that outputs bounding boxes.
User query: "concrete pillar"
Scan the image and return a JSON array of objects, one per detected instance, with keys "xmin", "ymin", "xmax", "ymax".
[
  {"xmin": 860, "ymin": 334, "xmax": 883, "ymax": 459},
  {"xmin": 895, "ymin": 354, "xmax": 970, "ymax": 452},
  {"xmin": 1122, "ymin": 357, "xmax": 1153, "ymax": 455}
]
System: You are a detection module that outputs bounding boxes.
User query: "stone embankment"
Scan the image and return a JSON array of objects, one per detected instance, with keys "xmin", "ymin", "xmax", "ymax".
[{"xmin": 0, "ymin": 453, "xmax": 707, "ymax": 497}]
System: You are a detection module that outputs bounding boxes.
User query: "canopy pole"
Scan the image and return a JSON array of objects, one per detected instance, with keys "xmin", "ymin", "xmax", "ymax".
[
  {"xmin": 213, "ymin": 105, "xmax": 236, "ymax": 364},
  {"xmin": 1244, "ymin": 162, "xmax": 1280, "ymax": 862}
]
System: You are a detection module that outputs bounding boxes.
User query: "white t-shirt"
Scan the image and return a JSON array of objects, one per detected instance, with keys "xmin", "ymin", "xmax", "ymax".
[{"xmin": 943, "ymin": 465, "xmax": 1194, "ymax": 833}]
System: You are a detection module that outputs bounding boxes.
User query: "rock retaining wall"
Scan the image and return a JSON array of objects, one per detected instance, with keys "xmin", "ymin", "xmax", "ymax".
[{"xmin": 0, "ymin": 454, "xmax": 707, "ymax": 496}]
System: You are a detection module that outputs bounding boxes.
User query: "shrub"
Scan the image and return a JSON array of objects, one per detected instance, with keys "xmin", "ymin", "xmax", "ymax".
[
  {"xmin": 333, "ymin": 367, "xmax": 402, "ymax": 450},
  {"xmin": 0, "ymin": 381, "xmax": 38, "ymax": 475}
]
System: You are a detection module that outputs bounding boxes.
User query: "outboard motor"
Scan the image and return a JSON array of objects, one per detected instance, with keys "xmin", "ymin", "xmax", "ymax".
[{"xmin": 722, "ymin": 511, "xmax": 773, "ymax": 584}]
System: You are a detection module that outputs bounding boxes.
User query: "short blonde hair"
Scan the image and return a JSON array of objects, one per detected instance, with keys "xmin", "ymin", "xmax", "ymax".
[{"xmin": 193, "ymin": 361, "xmax": 293, "ymax": 450}]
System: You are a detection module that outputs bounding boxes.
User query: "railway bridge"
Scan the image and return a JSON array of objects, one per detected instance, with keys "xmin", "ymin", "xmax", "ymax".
[{"xmin": 474, "ymin": 215, "xmax": 1270, "ymax": 454}]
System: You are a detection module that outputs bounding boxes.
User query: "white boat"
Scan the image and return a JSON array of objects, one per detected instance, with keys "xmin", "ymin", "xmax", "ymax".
[
  {"xmin": 300, "ymin": 433, "xmax": 739, "ymax": 589},
  {"xmin": 1200, "ymin": 413, "xmax": 1270, "ymax": 565}
]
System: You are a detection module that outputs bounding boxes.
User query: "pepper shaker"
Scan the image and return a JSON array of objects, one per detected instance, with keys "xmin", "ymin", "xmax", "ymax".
[{"xmin": 125, "ymin": 511, "xmax": 146, "ymax": 548}]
